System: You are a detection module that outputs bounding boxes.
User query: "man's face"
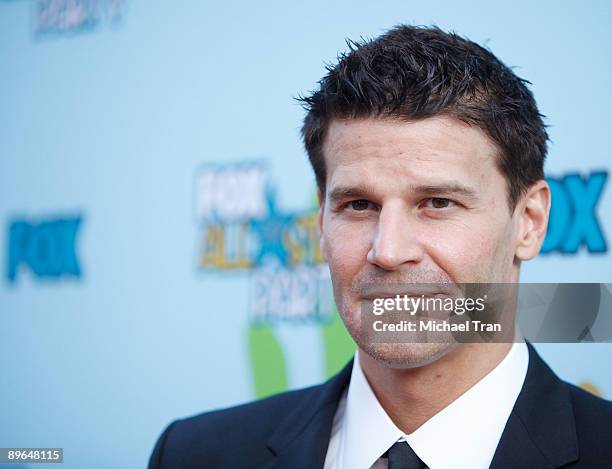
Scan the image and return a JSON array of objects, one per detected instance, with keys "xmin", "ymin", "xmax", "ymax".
[{"xmin": 319, "ymin": 116, "xmax": 523, "ymax": 367}]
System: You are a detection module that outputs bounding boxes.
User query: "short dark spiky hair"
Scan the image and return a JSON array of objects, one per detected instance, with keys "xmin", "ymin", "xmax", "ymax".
[{"xmin": 298, "ymin": 25, "xmax": 548, "ymax": 210}]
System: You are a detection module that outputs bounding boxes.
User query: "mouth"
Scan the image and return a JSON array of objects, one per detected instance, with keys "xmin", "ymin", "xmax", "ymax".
[
  {"xmin": 358, "ymin": 285, "xmax": 461, "ymax": 320},
  {"xmin": 360, "ymin": 285, "xmax": 455, "ymax": 301}
]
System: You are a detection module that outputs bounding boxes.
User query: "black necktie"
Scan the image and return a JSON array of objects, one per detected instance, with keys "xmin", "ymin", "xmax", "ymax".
[{"xmin": 385, "ymin": 441, "xmax": 427, "ymax": 469}]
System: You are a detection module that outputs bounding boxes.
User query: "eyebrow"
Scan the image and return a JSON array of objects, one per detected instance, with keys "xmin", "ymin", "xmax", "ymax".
[
  {"xmin": 328, "ymin": 182, "xmax": 478, "ymax": 203},
  {"xmin": 412, "ymin": 183, "xmax": 478, "ymax": 199},
  {"xmin": 328, "ymin": 185, "xmax": 378, "ymax": 203}
]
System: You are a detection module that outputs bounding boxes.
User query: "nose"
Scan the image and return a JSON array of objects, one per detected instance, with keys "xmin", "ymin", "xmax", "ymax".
[{"xmin": 366, "ymin": 202, "xmax": 425, "ymax": 270}]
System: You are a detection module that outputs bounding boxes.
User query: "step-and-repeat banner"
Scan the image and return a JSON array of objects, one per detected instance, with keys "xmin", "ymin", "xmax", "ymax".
[{"xmin": 1, "ymin": 1, "xmax": 610, "ymax": 467}]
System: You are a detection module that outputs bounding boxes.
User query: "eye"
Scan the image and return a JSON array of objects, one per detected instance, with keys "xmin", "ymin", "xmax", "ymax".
[
  {"xmin": 349, "ymin": 199, "xmax": 375, "ymax": 211},
  {"xmin": 426, "ymin": 197, "xmax": 455, "ymax": 209}
]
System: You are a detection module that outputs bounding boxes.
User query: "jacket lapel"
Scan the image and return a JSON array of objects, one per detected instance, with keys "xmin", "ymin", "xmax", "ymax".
[
  {"xmin": 490, "ymin": 342, "xmax": 579, "ymax": 468},
  {"xmin": 263, "ymin": 359, "xmax": 354, "ymax": 469}
]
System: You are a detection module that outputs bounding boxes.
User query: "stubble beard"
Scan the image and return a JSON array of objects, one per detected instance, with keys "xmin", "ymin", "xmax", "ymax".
[
  {"xmin": 334, "ymin": 277, "xmax": 461, "ymax": 369},
  {"xmin": 339, "ymin": 301, "xmax": 459, "ymax": 369}
]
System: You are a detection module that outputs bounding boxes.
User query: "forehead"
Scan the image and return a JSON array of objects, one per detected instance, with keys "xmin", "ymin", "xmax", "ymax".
[{"xmin": 322, "ymin": 116, "xmax": 502, "ymax": 192}]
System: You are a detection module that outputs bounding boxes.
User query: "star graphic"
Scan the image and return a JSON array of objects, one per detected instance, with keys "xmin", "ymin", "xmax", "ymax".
[{"xmin": 249, "ymin": 188, "xmax": 294, "ymax": 267}]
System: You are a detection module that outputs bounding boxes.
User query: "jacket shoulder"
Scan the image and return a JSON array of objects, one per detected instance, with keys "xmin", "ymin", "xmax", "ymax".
[
  {"xmin": 148, "ymin": 383, "xmax": 325, "ymax": 469},
  {"xmin": 567, "ymin": 382, "xmax": 612, "ymax": 465},
  {"xmin": 568, "ymin": 383, "xmax": 612, "ymax": 423},
  {"xmin": 178, "ymin": 383, "xmax": 323, "ymax": 436},
  {"xmin": 569, "ymin": 382, "xmax": 612, "ymax": 417},
  {"xmin": 568, "ymin": 382, "xmax": 612, "ymax": 428}
]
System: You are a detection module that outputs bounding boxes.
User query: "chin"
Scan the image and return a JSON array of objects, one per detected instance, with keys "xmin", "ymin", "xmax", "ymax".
[
  {"xmin": 357, "ymin": 342, "xmax": 459, "ymax": 369},
  {"xmin": 339, "ymin": 299, "xmax": 460, "ymax": 369}
]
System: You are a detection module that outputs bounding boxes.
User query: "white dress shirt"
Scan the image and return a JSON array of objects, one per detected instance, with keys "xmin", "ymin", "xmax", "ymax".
[{"xmin": 323, "ymin": 341, "xmax": 529, "ymax": 469}]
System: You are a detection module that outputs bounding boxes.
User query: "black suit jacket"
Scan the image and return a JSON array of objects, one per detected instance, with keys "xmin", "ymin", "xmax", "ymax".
[{"xmin": 149, "ymin": 343, "xmax": 612, "ymax": 468}]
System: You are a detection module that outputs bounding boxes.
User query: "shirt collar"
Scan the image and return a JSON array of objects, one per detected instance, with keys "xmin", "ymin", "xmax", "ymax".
[{"xmin": 340, "ymin": 341, "xmax": 529, "ymax": 469}]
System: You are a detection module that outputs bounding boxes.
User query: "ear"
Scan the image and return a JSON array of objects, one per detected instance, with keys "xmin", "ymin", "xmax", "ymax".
[
  {"xmin": 515, "ymin": 180, "xmax": 551, "ymax": 261},
  {"xmin": 317, "ymin": 189, "xmax": 327, "ymax": 261}
]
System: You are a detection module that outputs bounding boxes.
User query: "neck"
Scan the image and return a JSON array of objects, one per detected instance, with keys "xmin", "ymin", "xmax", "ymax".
[{"xmin": 358, "ymin": 342, "xmax": 512, "ymax": 434}]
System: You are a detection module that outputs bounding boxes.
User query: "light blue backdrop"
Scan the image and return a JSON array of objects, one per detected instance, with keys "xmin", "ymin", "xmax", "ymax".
[{"xmin": 1, "ymin": 1, "xmax": 611, "ymax": 468}]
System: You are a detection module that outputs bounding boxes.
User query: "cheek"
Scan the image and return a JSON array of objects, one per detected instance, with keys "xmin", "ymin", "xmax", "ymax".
[
  {"xmin": 323, "ymin": 219, "xmax": 372, "ymax": 284},
  {"xmin": 423, "ymin": 220, "xmax": 508, "ymax": 282}
]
